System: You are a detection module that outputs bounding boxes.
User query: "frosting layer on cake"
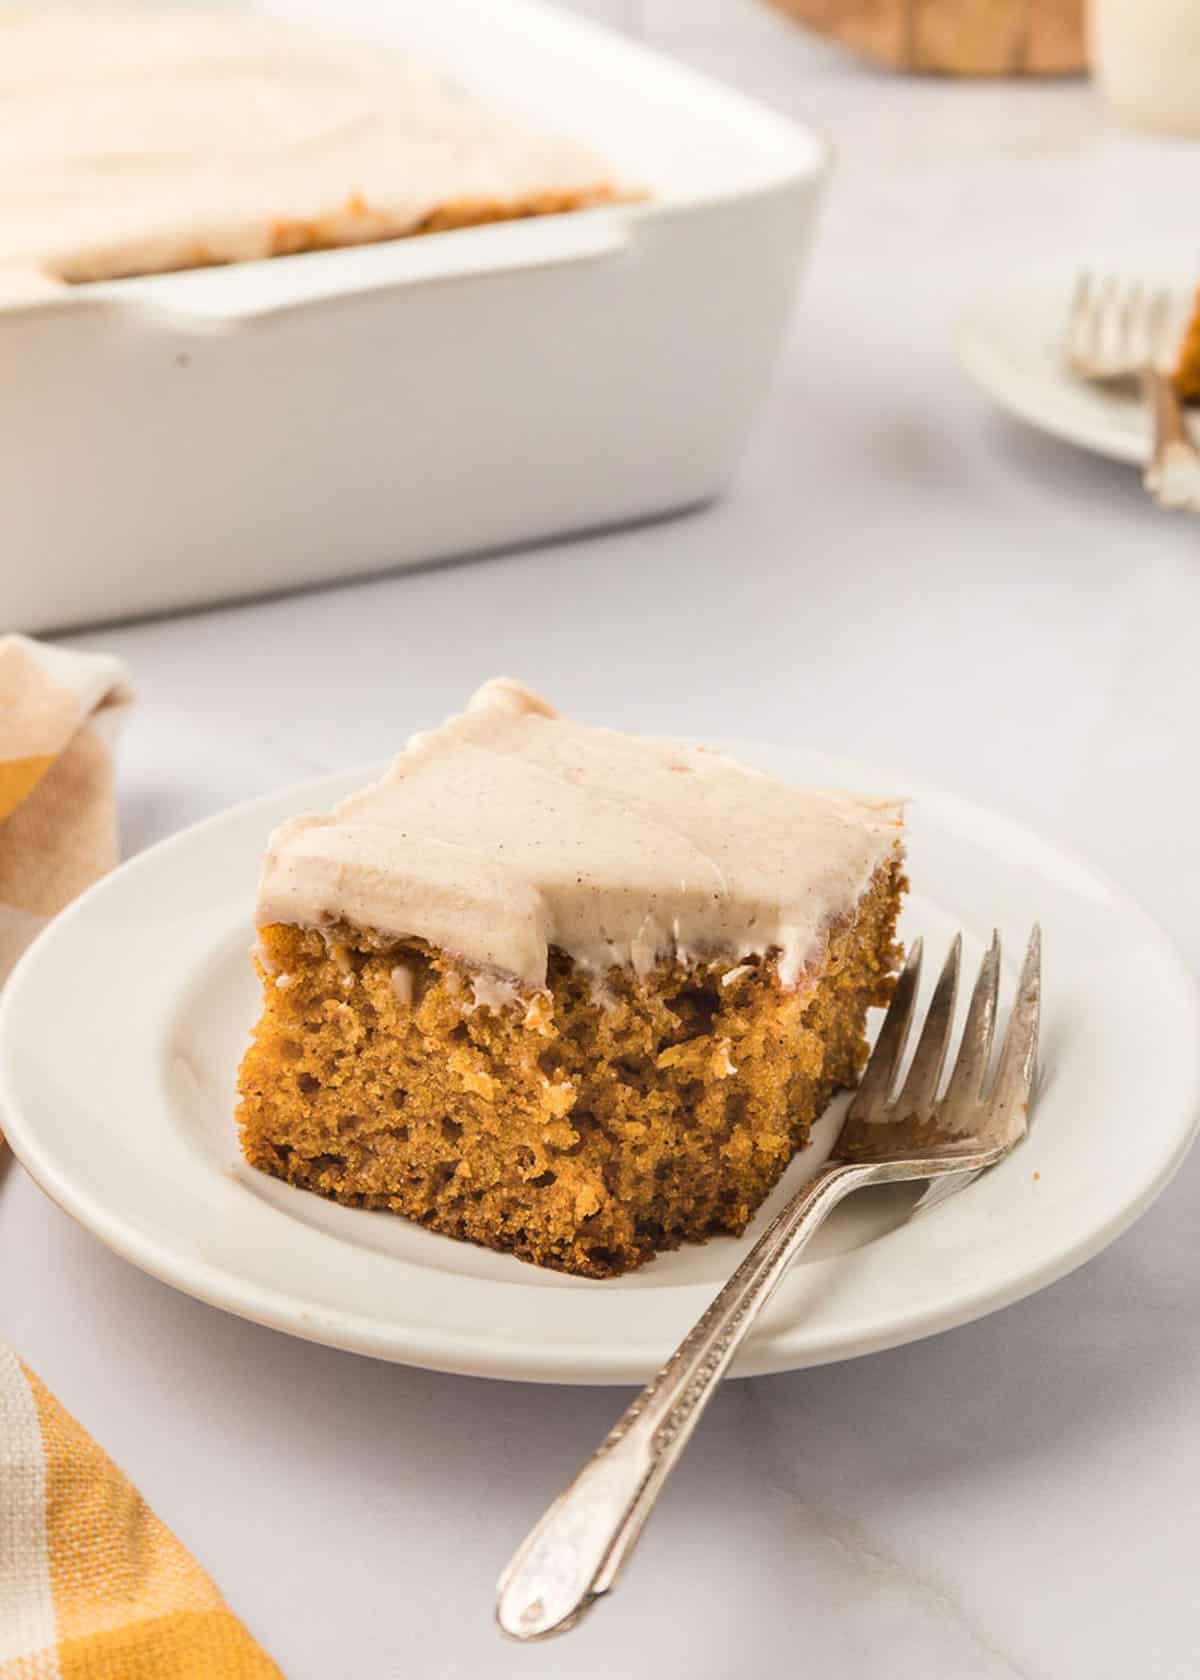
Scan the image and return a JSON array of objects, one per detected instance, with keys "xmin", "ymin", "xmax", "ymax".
[
  {"xmin": 0, "ymin": 8, "xmax": 620, "ymax": 291},
  {"xmin": 258, "ymin": 680, "xmax": 904, "ymax": 992}
]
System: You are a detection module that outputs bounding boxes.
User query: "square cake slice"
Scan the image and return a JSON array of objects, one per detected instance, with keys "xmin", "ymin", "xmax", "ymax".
[{"xmin": 237, "ymin": 681, "xmax": 906, "ymax": 1278}]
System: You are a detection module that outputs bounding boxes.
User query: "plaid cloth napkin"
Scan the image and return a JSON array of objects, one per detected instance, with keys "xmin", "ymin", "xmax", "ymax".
[{"xmin": 0, "ymin": 635, "xmax": 282, "ymax": 1679}]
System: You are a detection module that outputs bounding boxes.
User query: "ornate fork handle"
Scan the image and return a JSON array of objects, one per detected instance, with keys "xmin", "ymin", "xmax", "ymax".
[
  {"xmin": 495, "ymin": 1150, "xmax": 989, "ymax": 1642},
  {"xmin": 496, "ymin": 929, "xmax": 1038, "ymax": 1643}
]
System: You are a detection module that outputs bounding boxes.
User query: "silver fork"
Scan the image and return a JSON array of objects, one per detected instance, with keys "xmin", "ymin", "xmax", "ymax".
[
  {"xmin": 495, "ymin": 927, "xmax": 1041, "ymax": 1642},
  {"xmin": 1065, "ymin": 271, "xmax": 1200, "ymax": 511}
]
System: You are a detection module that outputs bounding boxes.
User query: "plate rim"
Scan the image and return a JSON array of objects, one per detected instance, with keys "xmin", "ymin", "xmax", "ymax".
[
  {"xmin": 1, "ymin": 743, "xmax": 1198, "ymax": 1385},
  {"xmin": 954, "ymin": 306, "xmax": 1148, "ymax": 467}
]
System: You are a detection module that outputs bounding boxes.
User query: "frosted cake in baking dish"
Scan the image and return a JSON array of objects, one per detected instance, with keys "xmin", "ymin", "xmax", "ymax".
[
  {"xmin": 0, "ymin": 9, "xmax": 626, "ymax": 290},
  {"xmin": 237, "ymin": 681, "xmax": 906, "ymax": 1277}
]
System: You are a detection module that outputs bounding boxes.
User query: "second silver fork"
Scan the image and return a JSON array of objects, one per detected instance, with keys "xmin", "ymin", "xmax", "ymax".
[
  {"xmin": 496, "ymin": 926, "xmax": 1041, "ymax": 1643},
  {"xmin": 1065, "ymin": 271, "xmax": 1200, "ymax": 511}
]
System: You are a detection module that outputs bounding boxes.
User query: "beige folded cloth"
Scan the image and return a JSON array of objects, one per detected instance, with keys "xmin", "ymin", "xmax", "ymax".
[
  {"xmin": 0, "ymin": 635, "xmax": 283, "ymax": 1678},
  {"xmin": 0, "ymin": 634, "xmax": 133, "ymax": 985}
]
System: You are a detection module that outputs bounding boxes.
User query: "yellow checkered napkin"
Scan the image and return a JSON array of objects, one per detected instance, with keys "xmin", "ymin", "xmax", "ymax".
[
  {"xmin": 0, "ymin": 636, "xmax": 282, "ymax": 1679},
  {"xmin": 0, "ymin": 1352, "xmax": 282, "ymax": 1680}
]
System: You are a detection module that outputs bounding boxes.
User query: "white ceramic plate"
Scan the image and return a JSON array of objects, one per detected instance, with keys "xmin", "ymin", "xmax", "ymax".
[
  {"xmin": 1, "ymin": 744, "xmax": 1197, "ymax": 1385},
  {"xmin": 955, "ymin": 248, "xmax": 1198, "ymax": 465}
]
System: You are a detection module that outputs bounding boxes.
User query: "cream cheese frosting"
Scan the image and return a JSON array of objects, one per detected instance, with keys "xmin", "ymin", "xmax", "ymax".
[
  {"xmin": 0, "ymin": 8, "xmax": 619, "ymax": 293},
  {"xmin": 256, "ymin": 679, "xmax": 905, "ymax": 993}
]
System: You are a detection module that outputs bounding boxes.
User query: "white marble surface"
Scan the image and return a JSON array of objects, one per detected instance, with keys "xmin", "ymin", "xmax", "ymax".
[{"xmin": 3, "ymin": 5, "xmax": 1200, "ymax": 1677}]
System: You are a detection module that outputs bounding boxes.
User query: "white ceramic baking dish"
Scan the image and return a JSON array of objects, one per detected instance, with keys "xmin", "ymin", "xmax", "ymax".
[{"xmin": 1, "ymin": 0, "xmax": 827, "ymax": 633}]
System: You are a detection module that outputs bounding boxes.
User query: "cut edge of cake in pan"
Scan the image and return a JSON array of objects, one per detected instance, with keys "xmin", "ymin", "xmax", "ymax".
[{"xmin": 236, "ymin": 680, "xmax": 906, "ymax": 1278}]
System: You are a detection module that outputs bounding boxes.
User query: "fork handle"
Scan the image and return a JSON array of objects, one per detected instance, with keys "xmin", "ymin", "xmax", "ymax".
[
  {"xmin": 1141, "ymin": 367, "xmax": 1200, "ymax": 509},
  {"xmin": 495, "ymin": 1159, "xmax": 879, "ymax": 1642}
]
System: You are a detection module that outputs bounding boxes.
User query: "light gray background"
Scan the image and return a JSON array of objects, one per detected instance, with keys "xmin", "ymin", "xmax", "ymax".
[{"xmin": 2, "ymin": 5, "xmax": 1198, "ymax": 1676}]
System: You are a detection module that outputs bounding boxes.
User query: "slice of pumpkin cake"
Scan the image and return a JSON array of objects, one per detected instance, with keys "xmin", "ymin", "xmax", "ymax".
[{"xmin": 237, "ymin": 679, "xmax": 905, "ymax": 1278}]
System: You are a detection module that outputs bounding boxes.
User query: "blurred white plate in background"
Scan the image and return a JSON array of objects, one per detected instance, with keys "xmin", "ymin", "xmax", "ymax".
[{"xmin": 956, "ymin": 247, "xmax": 1199, "ymax": 464}]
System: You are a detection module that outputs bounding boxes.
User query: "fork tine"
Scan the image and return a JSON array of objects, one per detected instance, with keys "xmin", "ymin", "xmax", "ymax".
[
  {"xmin": 943, "ymin": 931, "xmax": 1001, "ymax": 1106},
  {"xmin": 1081, "ymin": 271, "xmax": 1106, "ymax": 366},
  {"xmin": 1067, "ymin": 270, "xmax": 1171, "ymax": 378},
  {"xmin": 1066, "ymin": 270, "xmax": 1092, "ymax": 365},
  {"xmin": 895, "ymin": 933, "xmax": 960, "ymax": 1114},
  {"xmin": 1117, "ymin": 281, "xmax": 1133, "ymax": 354},
  {"xmin": 1148, "ymin": 288, "xmax": 1172, "ymax": 368},
  {"xmin": 1095, "ymin": 273, "xmax": 1118, "ymax": 363},
  {"xmin": 848, "ymin": 937, "xmax": 922, "ymax": 1117},
  {"xmin": 987, "ymin": 925, "xmax": 1041, "ymax": 1118},
  {"xmin": 1119, "ymin": 282, "xmax": 1144, "ymax": 367}
]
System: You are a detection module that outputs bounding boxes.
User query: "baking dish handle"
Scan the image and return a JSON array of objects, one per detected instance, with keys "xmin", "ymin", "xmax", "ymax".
[{"xmin": 0, "ymin": 211, "xmax": 635, "ymax": 329}]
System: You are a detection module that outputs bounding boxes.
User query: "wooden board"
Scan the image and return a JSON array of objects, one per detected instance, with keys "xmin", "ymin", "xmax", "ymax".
[{"xmin": 763, "ymin": 0, "xmax": 1085, "ymax": 74}]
